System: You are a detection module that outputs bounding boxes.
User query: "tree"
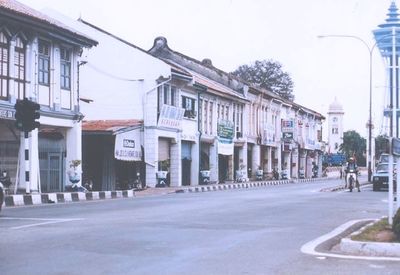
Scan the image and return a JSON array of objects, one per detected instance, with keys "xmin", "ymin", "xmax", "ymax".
[
  {"xmin": 339, "ymin": 130, "xmax": 366, "ymax": 166},
  {"xmin": 231, "ymin": 59, "xmax": 294, "ymax": 101},
  {"xmin": 375, "ymin": 134, "xmax": 390, "ymax": 158}
]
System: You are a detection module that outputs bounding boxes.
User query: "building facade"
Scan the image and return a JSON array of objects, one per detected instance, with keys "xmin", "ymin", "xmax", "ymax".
[
  {"xmin": 0, "ymin": 0, "xmax": 96, "ymax": 193},
  {"xmin": 149, "ymin": 37, "xmax": 325, "ymax": 185},
  {"xmin": 327, "ymin": 98, "xmax": 344, "ymax": 154}
]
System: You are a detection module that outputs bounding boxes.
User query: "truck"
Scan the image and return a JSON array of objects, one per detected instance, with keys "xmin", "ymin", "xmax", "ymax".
[{"xmin": 322, "ymin": 153, "xmax": 346, "ymax": 167}]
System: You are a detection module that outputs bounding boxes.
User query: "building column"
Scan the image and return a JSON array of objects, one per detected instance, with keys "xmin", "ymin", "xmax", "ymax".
[
  {"xmin": 283, "ymin": 151, "xmax": 291, "ymax": 179},
  {"xmin": 210, "ymin": 140, "xmax": 218, "ymax": 182},
  {"xmin": 239, "ymin": 143, "xmax": 248, "ymax": 178},
  {"xmin": 144, "ymin": 128, "xmax": 157, "ymax": 187},
  {"xmin": 267, "ymin": 146, "xmax": 272, "ymax": 173},
  {"xmin": 170, "ymin": 140, "xmax": 182, "ymax": 187},
  {"xmin": 277, "ymin": 144, "xmax": 282, "ymax": 172},
  {"xmin": 252, "ymin": 144, "xmax": 260, "ymax": 179},
  {"xmin": 65, "ymin": 122, "xmax": 82, "ymax": 187},
  {"xmin": 306, "ymin": 152, "xmax": 312, "ymax": 178},
  {"xmin": 299, "ymin": 150, "xmax": 306, "ymax": 177},
  {"xmin": 30, "ymin": 129, "xmax": 39, "ymax": 192},
  {"xmin": 291, "ymin": 147, "xmax": 299, "ymax": 179},
  {"xmin": 191, "ymin": 139, "xmax": 200, "ymax": 185}
]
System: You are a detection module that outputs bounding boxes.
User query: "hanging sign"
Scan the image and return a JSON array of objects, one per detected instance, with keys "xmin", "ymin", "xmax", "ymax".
[
  {"xmin": 217, "ymin": 119, "xmax": 234, "ymax": 155},
  {"xmin": 114, "ymin": 129, "xmax": 142, "ymax": 161},
  {"xmin": 158, "ymin": 105, "xmax": 185, "ymax": 129}
]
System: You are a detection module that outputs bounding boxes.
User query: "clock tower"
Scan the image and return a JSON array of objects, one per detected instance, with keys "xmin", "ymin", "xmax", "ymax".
[{"xmin": 328, "ymin": 98, "xmax": 344, "ymax": 154}]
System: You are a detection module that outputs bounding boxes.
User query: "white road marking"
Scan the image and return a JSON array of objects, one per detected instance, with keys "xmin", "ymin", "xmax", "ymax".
[
  {"xmin": 0, "ymin": 217, "xmax": 84, "ymax": 229},
  {"xmin": 301, "ymin": 219, "xmax": 400, "ymax": 262}
]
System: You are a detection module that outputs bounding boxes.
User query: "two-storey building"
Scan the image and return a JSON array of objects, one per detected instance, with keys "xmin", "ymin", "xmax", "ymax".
[{"xmin": 0, "ymin": 0, "xmax": 97, "ymax": 193}]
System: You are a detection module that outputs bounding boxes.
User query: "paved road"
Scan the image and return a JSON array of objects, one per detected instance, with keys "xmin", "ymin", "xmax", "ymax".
[{"xmin": 0, "ymin": 177, "xmax": 398, "ymax": 275}]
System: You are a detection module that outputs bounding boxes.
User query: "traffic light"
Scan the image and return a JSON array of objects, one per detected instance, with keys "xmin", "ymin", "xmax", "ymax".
[
  {"xmin": 14, "ymin": 98, "xmax": 40, "ymax": 132},
  {"xmin": 14, "ymin": 99, "xmax": 26, "ymax": 131},
  {"xmin": 25, "ymin": 99, "xmax": 40, "ymax": 131}
]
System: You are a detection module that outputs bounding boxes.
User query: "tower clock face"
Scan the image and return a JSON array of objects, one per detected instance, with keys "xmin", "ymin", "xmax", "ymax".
[{"xmin": 333, "ymin": 117, "xmax": 338, "ymax": 122}]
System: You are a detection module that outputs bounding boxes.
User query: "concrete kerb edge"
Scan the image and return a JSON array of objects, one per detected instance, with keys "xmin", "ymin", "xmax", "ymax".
[
  {"xmin": 340, "ymin": 219, "xmax": 400, "ymax": 257},
  {"xmin": 3, "ymin": 189, "xmax": 135, "ymax": 208},
  {"xmin": 176, "ymin": 176, "xmax": 334, "ymax": 194},
  {"xmin": 2, "ymin": 177, "xmax": 337, "ymax": 207},
  {"xmin": 301, "ymin": 218, "xmax": 400, "ymax": 261}
]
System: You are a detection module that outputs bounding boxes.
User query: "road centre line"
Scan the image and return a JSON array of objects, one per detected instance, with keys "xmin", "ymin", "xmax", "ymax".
[
  {"xmin": 301, "ymin": 219, "xmax": 400, "ymax": 262},
  {"xmin": 0, "ymin": 217, "xmax": 84, "ymax": 230}
]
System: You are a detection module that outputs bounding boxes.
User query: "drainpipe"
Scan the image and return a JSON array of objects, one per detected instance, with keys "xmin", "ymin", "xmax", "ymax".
[
  {"xmin": 142, "ymin": 76, "xmax": 171, "ymax": 168},
  {"xmin": 195, "ymin": 84, "xmax": 207, "ymax": 185}
]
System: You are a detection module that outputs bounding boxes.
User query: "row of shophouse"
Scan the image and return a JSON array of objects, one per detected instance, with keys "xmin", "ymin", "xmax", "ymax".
[{"xmin": 0, "ymin": 0, "xmax": 325, "ymax": 193}]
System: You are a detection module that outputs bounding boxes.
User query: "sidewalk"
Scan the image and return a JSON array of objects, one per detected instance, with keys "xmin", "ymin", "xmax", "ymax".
[
  {"xmin": 2, "ymin": 176, "xmax": 337, "ymax": 208},
  {"xmin": 302, "ymin": 219, "xmax": 400, "ymax": 261}
]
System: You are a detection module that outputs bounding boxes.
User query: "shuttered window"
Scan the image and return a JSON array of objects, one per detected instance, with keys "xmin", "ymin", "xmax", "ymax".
[
  {"xmin": 182, "ymin": 141, "xmax": 191, "ymax": 160},
  {"xmin": 0, "ymin": 32, "xmax": 8, "ymax": 99},
  {"xmin": 158, "ymin": 138, "xmax": 170, "ymax": 161}
]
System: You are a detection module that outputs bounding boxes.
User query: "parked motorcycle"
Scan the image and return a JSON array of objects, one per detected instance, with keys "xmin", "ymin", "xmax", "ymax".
[
  {"xmin": 299, "ymin": 168, "xmax": 305, "ymax": 179},
  {"xmin": 66, "ymin": 181, "xmax": 89, "ymax": 193},
  {"xmin": 0, "ymin": 171, "xmax": 12, "ymax": 212},
  {"xmin": 256, "ymin": 170, "xmax": 263, "ymax": 181},
  {"xmin": 133, "ymin": 172, "xmax": 145, "ymax": 189},
  {"xmin": 281, "ymin": 169, "xmax": 289, "ymax": 180},
  {"xmin": 273, "ymin": 169, "xmax": 280, "ymax": 180},
  {"xmin": 200, "ymin": 170, "xmax": 210, "ymax": 185}
]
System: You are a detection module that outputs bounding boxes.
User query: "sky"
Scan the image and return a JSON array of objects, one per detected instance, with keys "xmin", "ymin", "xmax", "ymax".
[{"xmin": 18, "ymin": 0, "xmax": 395, "ymax": 140}]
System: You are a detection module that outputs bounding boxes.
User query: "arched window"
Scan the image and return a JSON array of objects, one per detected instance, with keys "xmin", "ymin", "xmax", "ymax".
[
  {"xmin": 0, "ymin": 32, "xmax": 9, "ymax": 99},
  {"xmin": 14, "ymin": 36, "xmax": 25, "ymax": 99}
]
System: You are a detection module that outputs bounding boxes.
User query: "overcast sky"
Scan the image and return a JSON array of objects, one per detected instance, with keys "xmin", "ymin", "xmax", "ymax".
[{"xmin": 19, "ymin": 0, "xmax": 395, "ymax": 139}]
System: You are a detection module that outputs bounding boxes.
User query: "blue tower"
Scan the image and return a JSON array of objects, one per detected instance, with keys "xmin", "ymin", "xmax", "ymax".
[{"xmin": 374, "ymin": 1, "xmax": 400, "ymax": 137}]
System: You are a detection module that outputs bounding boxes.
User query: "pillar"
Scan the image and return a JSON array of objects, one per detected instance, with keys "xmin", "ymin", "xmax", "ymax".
[
  {"xmin": 252, "ymin": 144, "xmax": 260, "ymax": 179},
  {"xmin": 210, "ymin": 140, "xmax": 218, "ymax": 182},
  {"xmin": 170, "ymin": 140, "xmax": 182, "ymax": 187}
]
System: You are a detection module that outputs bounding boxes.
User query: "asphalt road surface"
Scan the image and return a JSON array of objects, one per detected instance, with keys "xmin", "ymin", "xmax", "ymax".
[{"xmin": 1, "ymin": 177, "xmax": 398, "ymax": 275}]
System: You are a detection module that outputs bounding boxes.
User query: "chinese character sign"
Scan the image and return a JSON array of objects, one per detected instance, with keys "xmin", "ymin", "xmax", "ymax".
[{"xmin": 114, "ymin": 129, "xmax": 142, "ymax": 161}]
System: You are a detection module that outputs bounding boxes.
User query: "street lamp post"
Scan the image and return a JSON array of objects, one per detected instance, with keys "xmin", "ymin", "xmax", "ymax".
[{"xmin": 318, "ymin": 34, "xmax": 392, "ymax": 182}]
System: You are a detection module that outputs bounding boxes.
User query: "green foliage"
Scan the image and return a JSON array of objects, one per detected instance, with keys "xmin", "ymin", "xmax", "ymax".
[
  {"xmin": 231, "ymin": 59, "xmax": 294, "ymax": 101},
  {"xmin": 69, "ymin": 160, "xmax": 81, "ymax": 169},
  {"xmin": 392, "ymin": 208, "xmax": 400, "ymax": 239},
  {"xmin": 375, "ymin": 135, "xmax": 390, "ymax": 157},
  {"xmin": 339, "ymin": 130, "xmax": 366, "ymax": 166}
]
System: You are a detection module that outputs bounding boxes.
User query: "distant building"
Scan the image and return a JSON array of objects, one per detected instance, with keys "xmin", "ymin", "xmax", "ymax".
[{"xmin": 327, "ymin": 98, "xmax": 344, "ymax": 154}]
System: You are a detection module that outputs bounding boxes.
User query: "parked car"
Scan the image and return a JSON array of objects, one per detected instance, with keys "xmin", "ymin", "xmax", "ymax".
[
  {"xmin": 378, "ymin": 153, "xmax": 389, "ymax": 164},
  {"xmin": 372, "ymin": 162, "xmax": 397, "ymax": 191}
]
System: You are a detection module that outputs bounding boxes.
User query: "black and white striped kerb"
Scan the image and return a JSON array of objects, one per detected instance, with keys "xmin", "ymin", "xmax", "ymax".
[{"xmin": 2, "ymin": 190, "xmax": 135, "ymax": 207}]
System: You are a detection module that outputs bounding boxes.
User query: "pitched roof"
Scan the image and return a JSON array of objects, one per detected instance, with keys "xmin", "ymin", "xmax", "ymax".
[
  {"xmin": 82, "ymin": 120, "xmax": 143, "ymax": 133},
  {"xmin": 0, "ymin": 0, "xmax": 97, "ymax": 47}
]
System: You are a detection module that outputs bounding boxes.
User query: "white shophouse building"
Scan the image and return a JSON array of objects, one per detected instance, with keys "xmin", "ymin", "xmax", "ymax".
[{"xmin": 0, "ymin": 0, "xmax": 97, "ymax": 193}]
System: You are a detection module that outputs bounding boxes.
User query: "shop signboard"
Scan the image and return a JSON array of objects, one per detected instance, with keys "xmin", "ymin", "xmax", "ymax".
[
  {"xmin": 262, "ymin": 124, "xmax": 277, "ymax": 146},
  {"xmin": 0, "ymin": 107, "xmax": 14, "ymax": 120},
  {"xmin": 217, "ymin": 119, "xmax": 234, "ymax": 155},
  {"xmin": 114, "ymin": 129, "xmax": 142, "ymax": 161},
  {"xmin": 282, "ymin": 119, "xmax": 294, "ymax": 133},
  {"xmin": 158, "ymin": 105, "xmax": 185, "ymax": 129}
]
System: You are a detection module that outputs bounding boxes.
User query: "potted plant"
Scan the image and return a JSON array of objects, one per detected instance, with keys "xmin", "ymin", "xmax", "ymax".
[
  {"xmin": 256, "ymin": 165, "xmax": 263, "ymax": 180},
  {"xmin": 157, "ymin": 160, "xmax": 170, "ymax": 187},
  {"xmin": 68, "ymin": 159, "xmax": 81, "ymax": 184},
  {"xmin": 236, "ymin": 160, "xmax": 247, "ymax": 182}
]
